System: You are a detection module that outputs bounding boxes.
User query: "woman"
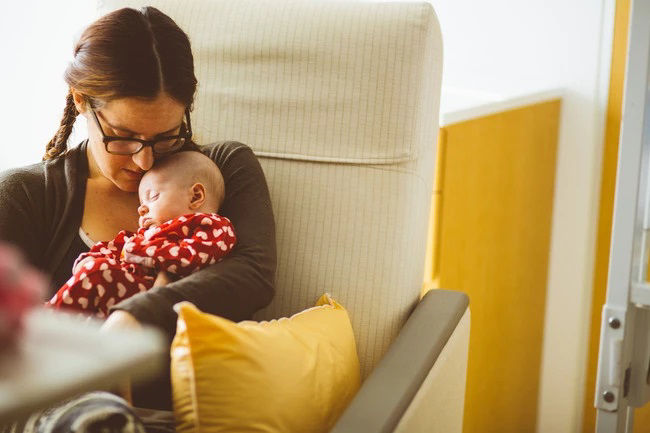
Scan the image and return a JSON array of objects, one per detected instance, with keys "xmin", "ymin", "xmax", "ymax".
[{"xmin": 0, "ymin": 5, "xmax": 276, "ymax": 424}]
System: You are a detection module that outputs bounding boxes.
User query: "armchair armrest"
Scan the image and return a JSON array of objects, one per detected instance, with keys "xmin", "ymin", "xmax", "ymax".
[{"xmin": 330, "ymin": 289, "xmax": 470, "ymax": 433}]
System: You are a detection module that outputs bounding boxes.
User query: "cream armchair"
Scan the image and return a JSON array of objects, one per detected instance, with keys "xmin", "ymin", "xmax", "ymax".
[{"xmin": 97, "ymin": 1, "xmax": 470, "ymax": 431}]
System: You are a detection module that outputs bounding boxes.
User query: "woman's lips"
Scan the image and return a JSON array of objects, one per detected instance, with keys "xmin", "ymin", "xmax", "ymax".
[{"xmin": 123, "ymin": 168, "xmax": 144, "ymax": 180}]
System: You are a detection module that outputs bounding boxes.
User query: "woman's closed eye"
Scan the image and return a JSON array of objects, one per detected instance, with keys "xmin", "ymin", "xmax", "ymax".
[{"xmin": 111, "ymin": 127, "xmax": 136, "ymax": 138}]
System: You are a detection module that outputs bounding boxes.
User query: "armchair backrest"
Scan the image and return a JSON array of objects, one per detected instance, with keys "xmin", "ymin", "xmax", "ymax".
[{"xmin": 97, "ymin": 0, "xmax": 443, "ymax": 379}]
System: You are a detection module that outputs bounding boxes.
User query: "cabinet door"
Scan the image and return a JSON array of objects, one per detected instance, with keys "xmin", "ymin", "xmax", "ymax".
[{"xmin": 428, "ymin": 99, "xmax": 560, "ymax": 433}]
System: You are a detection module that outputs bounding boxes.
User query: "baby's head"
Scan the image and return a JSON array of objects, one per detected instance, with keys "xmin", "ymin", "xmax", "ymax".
[{"xmin": 137, "ymin": 151, "xmax": 225, "ymax": 229}]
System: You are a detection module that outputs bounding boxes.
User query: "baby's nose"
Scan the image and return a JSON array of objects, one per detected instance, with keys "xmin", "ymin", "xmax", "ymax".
[{"xmin": 138, "ymin": 204, "xmax": 148, "ymax": 216}]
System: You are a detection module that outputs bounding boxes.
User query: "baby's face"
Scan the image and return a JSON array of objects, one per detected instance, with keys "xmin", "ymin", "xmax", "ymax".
[{"xmin": 137, "ymin": 171, "xmax": 191, "ymax": 229}]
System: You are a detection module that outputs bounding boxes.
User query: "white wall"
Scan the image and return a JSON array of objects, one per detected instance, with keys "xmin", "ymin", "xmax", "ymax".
[
  {"xmin": 0, "ymin": 1, "xmax": 93, "ymax": 171},
  {"xmin": 430, "ymin": 1, "xmax": 615, "ymax": 432}
]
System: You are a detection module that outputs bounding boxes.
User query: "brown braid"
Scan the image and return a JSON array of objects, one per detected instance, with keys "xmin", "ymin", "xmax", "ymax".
[{"xmin": 43, "ymin": 90, "xmax": 79, "ymax": 161}]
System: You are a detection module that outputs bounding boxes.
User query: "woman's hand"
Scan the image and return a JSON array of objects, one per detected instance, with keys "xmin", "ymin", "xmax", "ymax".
[
  {"xmin": 153, "ymin": 271, "xmax": 171, "ymax": 287},
  {"xmin": 100, "ymin": 310, "xmax": 140, "ymax": 405},
  {"xmin": 100, "ymin": 310, "xmax": 141, "ymax": 332}
]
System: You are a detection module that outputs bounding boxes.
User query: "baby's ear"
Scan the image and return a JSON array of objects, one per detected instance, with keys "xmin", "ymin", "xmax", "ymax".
[{"xmin": 189, "ymin": 183, "xmax": 206, "ymax": 209}]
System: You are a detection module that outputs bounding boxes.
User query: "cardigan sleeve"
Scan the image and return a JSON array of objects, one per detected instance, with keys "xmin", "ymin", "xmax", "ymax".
[
  {"xmin": 110, "ymin": 142, "xmax": 276, "ymax": 338},
  {"xmin": 0, "ymin": 143, "xmax": 88, "ymax": 294},
  {"xmin": 0, "ymin": 167, "xmax": 46, "ymax": 269}
]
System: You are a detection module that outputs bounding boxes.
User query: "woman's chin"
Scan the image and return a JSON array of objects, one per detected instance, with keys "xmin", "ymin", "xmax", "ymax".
[{"xmin": 113, "ymin": 177, "xmax": 140, "ymax": 193}]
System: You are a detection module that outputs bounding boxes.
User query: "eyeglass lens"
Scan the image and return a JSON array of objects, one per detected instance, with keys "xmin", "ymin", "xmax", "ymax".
[{"xmin": 106, "ymin": 137, "xmax": 186, "ymax": 155}]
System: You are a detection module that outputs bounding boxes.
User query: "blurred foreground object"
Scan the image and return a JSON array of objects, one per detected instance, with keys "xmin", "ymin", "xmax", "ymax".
[
  {"xmin": 0, "ymin": 243, "xmax": 46, "ymax": 351},
  {"xmin": 0, "ymin": 307, "xmax": 166, "ymax": 424}
]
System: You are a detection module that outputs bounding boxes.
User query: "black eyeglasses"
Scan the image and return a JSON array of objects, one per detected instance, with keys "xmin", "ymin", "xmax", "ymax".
[{"xmin": 91, "ymin": 108, "xmax": 193, "ymax": 156}]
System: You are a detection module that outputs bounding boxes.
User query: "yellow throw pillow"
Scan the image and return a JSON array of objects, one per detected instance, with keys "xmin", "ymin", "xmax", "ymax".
[{"xmin": 171, "ymin": 293, "xmax": 361, "ymax": 433}]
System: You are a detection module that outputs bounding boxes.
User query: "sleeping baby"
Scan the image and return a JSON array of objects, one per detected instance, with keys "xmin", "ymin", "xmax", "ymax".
[{"xmin": 47, "ymin": 151, "xmax": 236, "ymax": 318}]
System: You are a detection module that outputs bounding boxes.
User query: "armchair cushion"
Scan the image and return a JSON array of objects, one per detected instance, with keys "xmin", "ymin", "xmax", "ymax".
[{"xmin": 170, "ymin": 294, "xmax": 361, "ymax": 433}]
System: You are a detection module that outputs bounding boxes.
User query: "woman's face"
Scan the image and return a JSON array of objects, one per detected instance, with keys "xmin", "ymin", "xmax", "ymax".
[{"xmin": 76, "ymin": 91, "xmax": 186, "ymax": 192}]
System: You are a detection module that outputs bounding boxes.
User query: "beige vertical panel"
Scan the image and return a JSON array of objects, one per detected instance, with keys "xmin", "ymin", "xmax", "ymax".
[{"xmin": 431, "ymin": 100, "xmax": 560, "ymax": 433}]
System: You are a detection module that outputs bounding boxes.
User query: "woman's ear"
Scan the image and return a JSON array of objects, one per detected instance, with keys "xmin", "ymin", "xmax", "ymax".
[
  {"xmin": 189, "ymin": 183, "xmax": 206, "ymax": 210},
  {"xmin": 71, "ymin": 88, "xmax": 88, "ymax": 114}
]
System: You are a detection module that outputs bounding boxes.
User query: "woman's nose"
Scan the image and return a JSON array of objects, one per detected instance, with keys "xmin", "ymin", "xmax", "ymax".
[
  {"xmin": 132, "ymin": 146, "xmax": 154, "ymax": 171},
  {"xmin": 138, "ymin": 204, "xmax": 148, "ymax": 216}
]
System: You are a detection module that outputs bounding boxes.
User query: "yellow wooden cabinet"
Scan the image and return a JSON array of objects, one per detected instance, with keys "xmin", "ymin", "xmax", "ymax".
[{"xmin": 424, "ymin": 95, "xmax": 561, "ymax": 433}]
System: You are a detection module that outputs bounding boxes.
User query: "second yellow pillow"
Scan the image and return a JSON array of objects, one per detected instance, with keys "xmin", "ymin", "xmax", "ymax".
[{"xmin": 171, "ymin": 293, "xmax": 361, "ymax": 433}]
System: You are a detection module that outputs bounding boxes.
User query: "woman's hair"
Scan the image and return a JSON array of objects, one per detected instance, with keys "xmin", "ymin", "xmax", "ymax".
[{"xmin": 44, "ymin": 7, "xmax": 199, "ymax": 160}]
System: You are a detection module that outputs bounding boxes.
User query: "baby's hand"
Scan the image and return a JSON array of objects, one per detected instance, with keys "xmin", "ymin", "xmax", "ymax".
[{"xmin": 153, "ymin": 271, "xmax": 171, "ymax": 287}]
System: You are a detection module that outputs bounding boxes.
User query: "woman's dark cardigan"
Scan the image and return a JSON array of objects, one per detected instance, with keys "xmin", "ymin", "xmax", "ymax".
[{"xmin": 0, "ymin": 140, "xmax": 277, "ymax": 409}]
